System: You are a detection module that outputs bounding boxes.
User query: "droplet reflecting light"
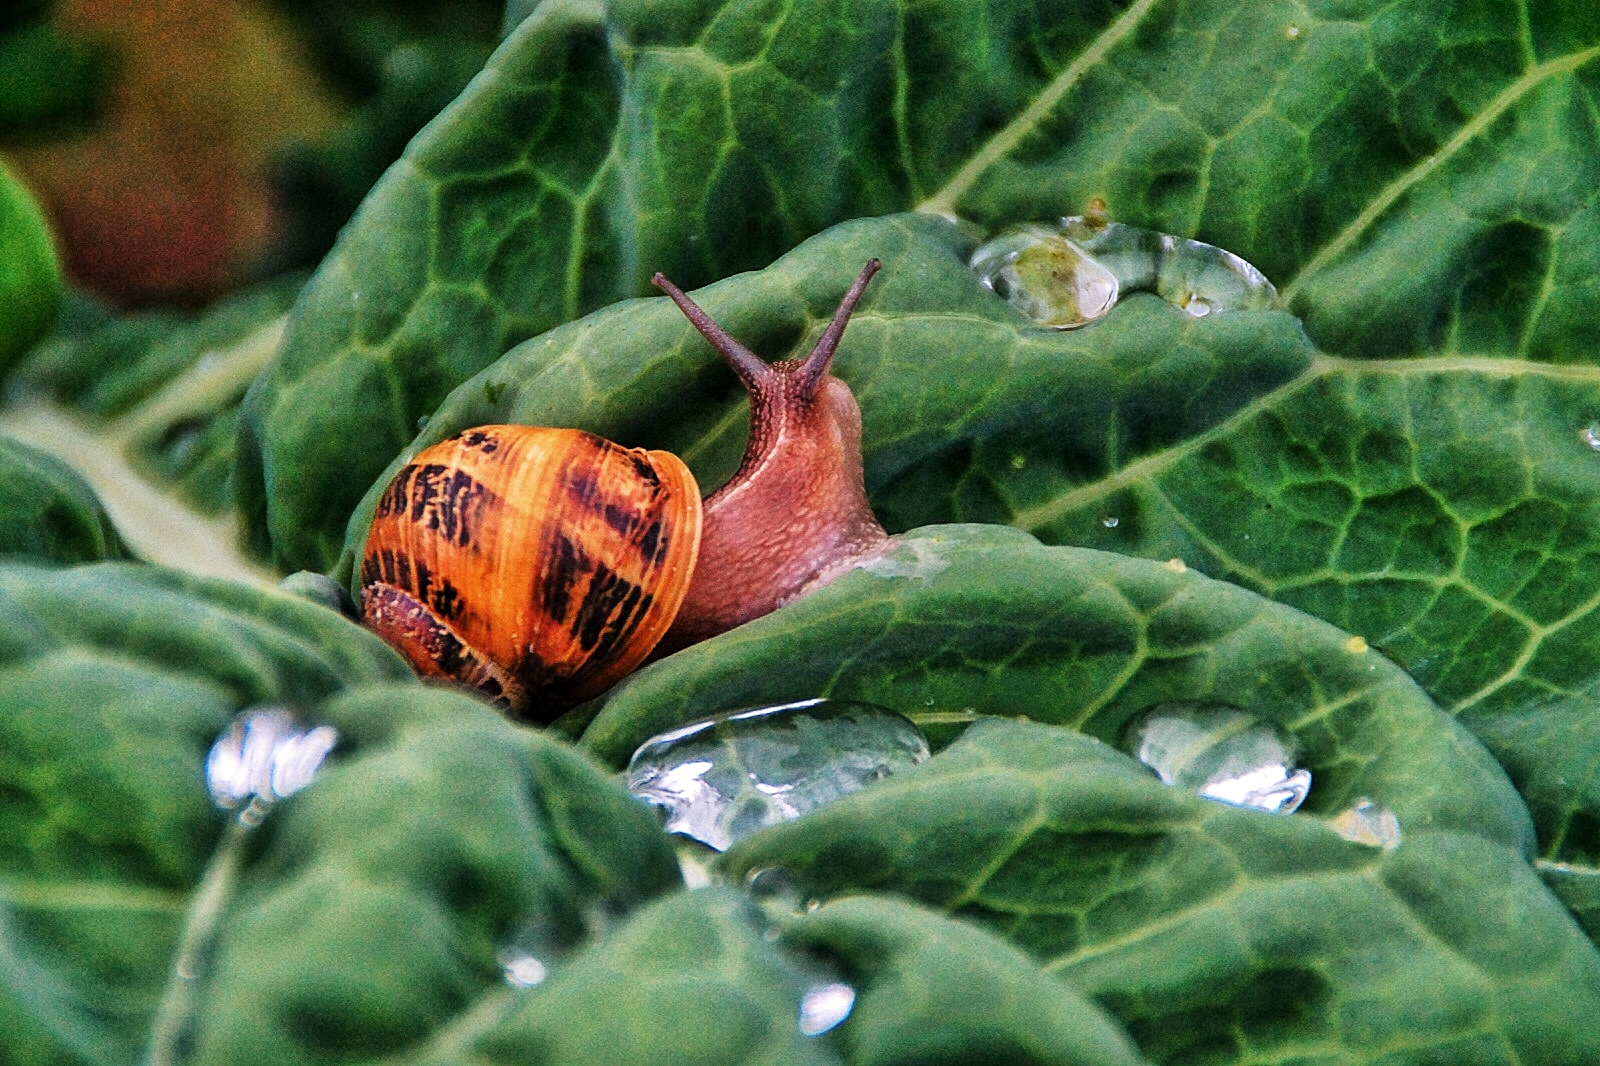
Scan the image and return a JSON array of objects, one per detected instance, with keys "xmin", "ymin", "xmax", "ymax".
[
  {"xmin": 798, "ymin": 981, "xmax": 856, "ymax": 1036},
  {"xmin": 626, "ymin": 699, "xmax": 929, "ymax": 851},
  {"xmin": 206, "ymin": 709, "xmax": 337, "ymax": 817},
  {"xmin": 499, "ymin": 949, "xmax": 548, "ymax": 988},
  {"xmin": 971, "ymin": 214, "xmax": 1279, "ymax": 329},
  {"xmin": 1128, "ymin": 705, "xmax": 1310, "ymax": 814}
]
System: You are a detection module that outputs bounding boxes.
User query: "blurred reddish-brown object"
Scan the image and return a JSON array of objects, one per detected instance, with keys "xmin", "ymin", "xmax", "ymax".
[{"xmin": 5, "ymin": 0, "xmax": 339, "ymax": 305}]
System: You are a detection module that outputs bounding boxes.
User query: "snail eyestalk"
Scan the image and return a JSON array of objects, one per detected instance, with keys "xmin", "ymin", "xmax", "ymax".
[{"xmin": 653, "ymin": 260, "xmax": 888, "ymax": 654}]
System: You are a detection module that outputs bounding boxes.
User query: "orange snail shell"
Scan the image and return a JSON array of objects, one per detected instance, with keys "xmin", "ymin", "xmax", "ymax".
[{"xmin": 358, "ymin": 426, "xmax": 703, "ymax": 718}]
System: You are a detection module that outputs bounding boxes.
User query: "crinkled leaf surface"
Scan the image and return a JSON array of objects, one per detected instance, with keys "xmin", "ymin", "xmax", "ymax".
[
  {"xmin": 336, "ymin": 213, "xmax": 1312, "ymax": 578},
  {"xmin": 0, "ymin": 435, "xmax": 127, "ymax": 564},
  {"xmin": 245, "ymin": 0, "xmax": 1600, "ymax": 572},
  {"xmin": 185, "ymin": 685, "xmax": 681, "ymax": 1065},
  {"xmin": 780, "ymin": 894, "xmax": 1150, "ymax": 1066},
  {"xmin": 580, "ymin": 524, "xmax": 1532, "ymax": 856},
  {"xmin": 726, "ymin": 717, "xmax": 1600, "ymax": 1065},
  {"xmin": 0, "ymin": 563, "xmax": 682, "ymax": 1064},
  {"xmin": 392, "ymin": 886, "xmax": 1146, "ymax": 1066},
  {"xmin": 0, "ymin": 562, "xmax": 406, "ymax": 1061},
  {"xmin": 348, "ymin": 209, "xmax": 1600, "ymax": 884}
]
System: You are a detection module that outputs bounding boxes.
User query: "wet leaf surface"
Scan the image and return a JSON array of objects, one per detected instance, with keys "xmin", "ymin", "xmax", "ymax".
[{"xmin": 726, "ymin": 717, "xmax": 1600, "ymax": 1064}]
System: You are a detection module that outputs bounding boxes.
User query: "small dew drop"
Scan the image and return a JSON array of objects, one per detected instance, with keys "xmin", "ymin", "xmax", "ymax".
[
  {"xmin": 1330, "ymin": 799, "xmax": 1401, "ymax": 848},
  {"xmin": 498, "ymin": 949, "xmax": 548, "ymax": 988},
  {"xmin": 1101, "ymin": 515, "xmax": 1120, "ymax": 529},
  {"xmin": 799, "ymin": 982, "xmax": 856, "ymax": 1036},
  {"xmin": 1581, "ymin": 422, "xmax": 1600, "ymax": 451},
  {"xmin": 1182, "ymin": 295, "xmax": 1213, "ymax": 317},
  {"xmin": 1285, "ymin": 24, "xmax": 1301, "ymax": 38},
  {"xmin": 1164, "ymin": 558, "xmax": 1187, "ymax": 573}
]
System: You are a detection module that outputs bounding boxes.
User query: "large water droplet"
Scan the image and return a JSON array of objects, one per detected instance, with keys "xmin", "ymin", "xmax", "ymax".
[
  {"xmin": 206, "ymin": 709, "xmax": 337, "ymax": 820},
  {"xmin": 798, "ymin": 981, "xmax": 856, "ymax": 1037},
  {"xmin": 625, "ymin": 699, "xmax": 930, "ymax": 851},
  {"xmin": 971, "ymin": 214, "xmax": 1279, "ymax": 328},
  {"xmin": 1126, "ymin": 705, "xmax": 1310, "ymax": 814},
  {"xmin": 970, "ymin": 224, "xmax": 1119, "ymax": 328},
  {"xmin": 1582, "ymin": 422, "xmax": 1600, "ymax": 451}
]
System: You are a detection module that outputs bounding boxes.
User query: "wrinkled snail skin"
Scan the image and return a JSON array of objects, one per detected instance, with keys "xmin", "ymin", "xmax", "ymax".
[{"xmin": 359, "ymin": 258, "xmax": 884, "ymax": 721}]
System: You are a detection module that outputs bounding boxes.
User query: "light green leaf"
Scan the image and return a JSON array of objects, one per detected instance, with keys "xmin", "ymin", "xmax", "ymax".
[{"xmin": 0, "ymin": 157, "xmax": 60, "ymax": 376}]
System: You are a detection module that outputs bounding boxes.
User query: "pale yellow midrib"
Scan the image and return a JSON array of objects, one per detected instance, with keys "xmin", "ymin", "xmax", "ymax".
[
  {"xmin": 1283, "ymin": 43, "xmax": 1600, "ymax": 302},
  {"xmin": 915, "ymin": 0, "xmax": 1165, "ymax": 217},
  {"xmin": 1011, "ymin": 352, "xmax": 1600, "ymax": 533}
]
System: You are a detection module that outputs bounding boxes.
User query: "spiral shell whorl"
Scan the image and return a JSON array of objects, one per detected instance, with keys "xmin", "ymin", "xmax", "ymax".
[{"xmin": 359, "ymin": 426, "xmax": 701, "ymax": 720}]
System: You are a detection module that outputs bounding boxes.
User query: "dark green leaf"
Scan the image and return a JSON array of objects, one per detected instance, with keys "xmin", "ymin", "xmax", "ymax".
[
  {"xmin": 454, "ymin": 888, "xmax": 841, "ymax": 1066},
  {"xmin": 335, "ymin": 212, "xmax": 1311, "ymax": 576},
  {"xmin": 244, "ymin": 1, "xmax": 1600, "ymax": 571},
  {"xmin": 186, "ymin": 687, "xmax": 681, "ymax": 1065},
  {"xmin": 0, "ymin": 562, "xmax": 410, "ymax": 1062},
  {"xmin": 782, "ymin": 894, "xmax": 1150, "ymax": 1066},
  {"xmin": 726, "ymin": 717, "xmax": 1600, "ymax": 1065},
  {"xmin": 0, "ymin": 561, "xmax": 681, "ymax": 1063}
]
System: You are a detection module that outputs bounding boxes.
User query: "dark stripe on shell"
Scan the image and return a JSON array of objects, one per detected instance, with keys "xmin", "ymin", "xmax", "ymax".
[
  {"xmin": 431, "ymin": 576, "xmax": 464, "ymax": 622},
  {"xmin": 375, "ymin": 464, "xmax": 418, "ymax": 519},
  {"xmin": 541, "ymin": 532, "xmax": 589, "ymax": 625},
  {"xmin": 409, "ymin": 463, "xmax": 489, "ymax": 548},
  {"xmin": 628, "ymin": 452, "xmax": 661, "ymax": 486},
  {"xmin": 637, "ymin": 517, "xmax": 665, "ymax": 565},
  {"xmin": 570, "ymin": 563, "xmax": 650, "ymax": 655}
]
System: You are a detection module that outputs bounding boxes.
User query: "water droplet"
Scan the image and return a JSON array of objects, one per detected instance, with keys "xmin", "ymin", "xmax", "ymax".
[
  {"xmin": 972, "ymin": 215, "xmax": 1279, "ymax": 328},
  {"xmin": 970, "ymin": 224, "xmax": 1119, "ymax": 328},
  {"xmin": 1329, "ymin": 798, "xmax": 1401, "ymax": 848},
  {"xmin": 798, "ymin": 981, "xmax": 856, "ymax": 1036},
  {"xmin": 1154, "ymin": 233, "xmax": 1279, "ymax": 316},
  {"xmin": 498, "ymin": 948, "xmax": 548, "ymax": 988},
  {"xmin": 1581, "ymin": 422, "xmax": 1600, "ymax": 450},
  {"xmin": 625, "ymin": 699, "xmax": 930, "ymax": 851},
  {"xmin": 1285, "ymin": 24, "xmax": 1301, "ymax": 38},
  {"xmin": 206, "ymin": 709, "xmax": 338, "ymax": 818},
  {"xmin": 1127, "ymin": 705, "xmax": 1310, "ymax": 814},
  {"xmin": 746, "ymin": 867, "xmax": 806, "ymax": 911},
  {"xmin": 1101, "ymin": 515, "xmax": 1120, "ymax": 528}
]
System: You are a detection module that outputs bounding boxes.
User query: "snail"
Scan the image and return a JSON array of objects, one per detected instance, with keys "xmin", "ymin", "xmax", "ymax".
[{"xmin": 359, "ymin": 259, "xmax": 888, "ymax": 722}]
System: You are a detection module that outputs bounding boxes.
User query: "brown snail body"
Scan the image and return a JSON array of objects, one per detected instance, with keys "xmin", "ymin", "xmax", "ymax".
[{"xmin": 360, "ymin": 259, "xmax": 887, "ymax": 721}]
